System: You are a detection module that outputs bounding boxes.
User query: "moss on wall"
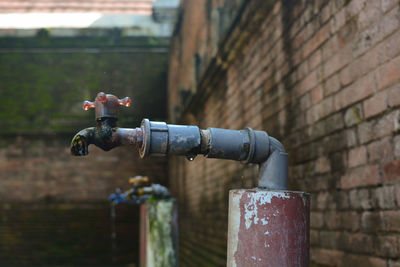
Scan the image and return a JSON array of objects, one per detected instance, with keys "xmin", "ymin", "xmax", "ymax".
[{"xmin": 0, "ymin": 33, "xmax": 168, "ymax": 134}]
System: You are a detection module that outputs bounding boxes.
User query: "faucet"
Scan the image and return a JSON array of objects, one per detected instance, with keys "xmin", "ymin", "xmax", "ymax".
[
  {"xmin": 71, "ymin": 92, "xmax": 288, "ymax": 190},
  {"xmin": 70, "ymin": 92, "xmax": 142, "ymax": 155}
]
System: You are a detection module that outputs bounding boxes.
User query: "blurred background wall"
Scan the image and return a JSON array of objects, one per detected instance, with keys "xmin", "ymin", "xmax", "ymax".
[
  {"xmin": 0, "ymin": 0, "xmax": 178, "ymax": 265},
  {"xmin": 168, "ymin": 0, "xmax": 400, "ymax": 266}
]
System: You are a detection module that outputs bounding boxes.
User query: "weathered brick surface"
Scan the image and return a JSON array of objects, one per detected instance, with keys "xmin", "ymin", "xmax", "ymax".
[
  {"xmin": 0, "ymin": 202, "xmax": 140, "ymax": 265},
  {"xmin": 0, "ymin": 135, "xmax": 167, "ymax": 201},
  {"xmin": 168, "ymin": 0, "xmax": 400, "ymax": 265}
]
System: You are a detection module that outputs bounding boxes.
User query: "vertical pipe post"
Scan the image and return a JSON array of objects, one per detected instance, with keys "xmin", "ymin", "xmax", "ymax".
[
  {"xmin": 139, "ymin": 199, "xmax": 179, "ymax": 267},
  {"xmin": 139, "ymin": 205, "xmax": 148, "ymax": 267},
  {"xmin": 227, "ymin": 189, "xmax": 309, "ymax": 267}
]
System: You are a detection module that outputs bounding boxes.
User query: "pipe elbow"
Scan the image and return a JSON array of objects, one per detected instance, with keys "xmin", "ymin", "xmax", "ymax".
[{"xmin": 258, "ymin": 136, "xmax": 288, "ymax": 190}]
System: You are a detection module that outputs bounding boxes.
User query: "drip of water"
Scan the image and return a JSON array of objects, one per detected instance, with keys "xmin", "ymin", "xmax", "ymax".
[{"xmin": 186, "ymin": 155, "xmax": 195, "ymax": 161}]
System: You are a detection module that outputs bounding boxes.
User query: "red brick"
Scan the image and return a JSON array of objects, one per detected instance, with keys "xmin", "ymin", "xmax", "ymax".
[
  {"xmin": 376, "ymin": 55, "xmax": 400, "ymax": 90},
  {"xmin": 382, "ymin": 0, "xmax": 398, "ymax": 13},
  {"xmin": 348, "ymin": 146, "xmax": 367, "ymax": 168},
  {"xmin": 376, "ymin": 235, "xmax": 400, "ymax": 258},
  {"xmin": 311, "ymin": 86, "xmax": 323, "ymax": 104},
  {"xmin": 345, "ymin": 128, "xmax": 357, "ymax": 147},
  {"xmin": 373, "ymin": 185, "xmax": 397, "ymax": 209},
  {"xmin": 340, "ymin": 63, "xmax": 358, "ymax": 87},
  {"xmin": 386, "ymin": 30, "xmax": 400, "ymax": 59},
  {"xmin": 341, "ymin": 165, "xmax": 380, "ymax": 189},
  {"xmin": 297, "ymin": 60, "xmax": 309, "ymax": 79},
  {"xmin": 325, "ymin": 74, "xmax": 341, "ymax": 96},
  {"xmin": 322, "ymin": 45, "xmax": 352, "ymax": 79},
  {"xmin": 329, "ymin": 7, "xmax": 346, "ymax": 34},
  {"xmin": 317, "ymin": 191, "xmax": 331, "ymax": 210},
  {"xmin": 365, "ymin": 165, "xmax": 382, "ymax": 186},
  {"xmin": 377, "ymin": 111, "xmax": 398, "ymax": 138},
  {"xmin": 352, "ymin": 23, "xmax": 381, "ymax": 58},
  {"xmin": 320, "ymin": 3, "xmax": 331, "ymax": 24},
  {"xmin": 345, "ymin": 0, "xmax": 366, "ymax": 18},
  {"xmin": 307, "ymin": 96, "xmax": 335, "ymax": 124},
  {"xmin": 337, "ymin": 17, "xmax": 358, "ymax": 48},
  {"xmin": 395, "ymin": 135, "xmax": 400, "ymax": 158},
  {"xmin": 341, "ymin": 211, "xmax": 360, "ymax": 232},
  {"xmin": 363, "ymin": 91, "xmax": 388, "ymax": 119},
  {"xmin": 343, "ymin": 232, "xmax": 374, "ymax": 253},
  {"xmin": 380, "ymin": 6, "xmax": 400, "ymax": 39},
  {"xmin": 310, "ymin": 248, "xmax": 343, "ymax": 266},
  {"xmin": 382, "ymin": 210, "xmax": 400, "ymax": 232},
  {"xmin": 342, "ymin": 254, "xmax": 387, "ymax": 267},
  {"xmin": 320, "ymin": 230, "xmax": 342, "ymax": 249},
  {"xmin": 303, "ymin": 25, "xmax": 330, "ymax": 58},
  {"xmin": 297, "ymin": 70, "xmax": 318, "ymax": 97},
  {"xmin": 321, "ymin": 35, "xmax": 339, "ymax": 61},
  {"xmin": 315, "ymin": 156, "xmax": 331, "ymax": 174},
  {"xmin": 367, "ymin": 137, "xmax": 393, "ymax": 164},
  {"xmin": 344, "ymin": 104, "xmax": 364, "ymax": 127},
  {"xmin": 358, "ymin": 42, "xmax": 385, "ymax": 76},
  {"xmin": 325, "ymin": 211, "xmax": 341, "ymax": 230},
  {"xmin": 389, "ymin": 259, "xmax": 400, "ymax": 267},
  {"xmin": 396, "ymin": 184, "xmax": 400, "ymax": 207},
  {"xmin": 361, "ymin": 211, "xmax": 381, "ymax": 232},
  {"xmin": 310, "ymin": 230, "xmax": 319, "ymax": 246},
  {"xmin": 337, "ymin": 191, "xmax": 350, "ymax": 210},
  {"xmin": 308, "ymin": 50, "xmax": 322, "ymax": 70},
  {"xmin": 335, "ymin": 73, "xmax": 375, "ymax": 110},
  {"xmin": 311, "ymin": 211, "xmax": 324, "ymax": 228},
  {"xmin": 388, "ymin": 84, "xmax": 400, "ymax": 108},
  {"xmin": 357, "ymin": 1, "xmax": 381, "ymax": 30},
  {"xmin": 383, "ymin": 159, "xmax": 400, "ymax": 182}
]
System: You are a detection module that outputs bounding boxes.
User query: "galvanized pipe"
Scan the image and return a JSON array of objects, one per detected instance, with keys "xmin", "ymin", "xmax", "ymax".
[{"xmin": 138, "ymin": 119, "xmax": 288, "ymax": 190}]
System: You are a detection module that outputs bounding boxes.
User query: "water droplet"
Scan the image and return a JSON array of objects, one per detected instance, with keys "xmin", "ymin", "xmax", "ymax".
[{"xmin": 186, "ymin": 155, "xmax": 195, "ymax": 161}]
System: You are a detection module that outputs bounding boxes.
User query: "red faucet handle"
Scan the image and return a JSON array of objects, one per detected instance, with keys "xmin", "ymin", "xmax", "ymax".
[
  {"xmin": 83, "ymin": 100, "xmax": 95, "ymax": 110},
  {"xmin": 118, "ymin": 96, "xmax": 131, "ymax": 107}
]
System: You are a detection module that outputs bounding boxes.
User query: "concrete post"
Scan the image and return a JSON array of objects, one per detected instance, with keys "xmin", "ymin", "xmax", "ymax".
[
  {"xmin": 227, "ymin": 189, "xmax": 309, "ymax": 267},
  {"xmin": 139, "ymin": 199, "xmax": 178, "ymax": 267}
]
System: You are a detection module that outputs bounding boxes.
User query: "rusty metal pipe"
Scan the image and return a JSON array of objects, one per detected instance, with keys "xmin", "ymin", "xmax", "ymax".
[
  {"xmin": 70, "ymin": 93, "xmax": 288, "ymax": 189},
  {"xmin": 116, "ymin": 127, "xmax": 143, "ymax": 147},
  {"xmin": 71, "ymin": 118, "xmax": 142, "ymax": 156},
  {"xmin": 139, "ymin": 119, "xmax": 288, "ymax": 190}
]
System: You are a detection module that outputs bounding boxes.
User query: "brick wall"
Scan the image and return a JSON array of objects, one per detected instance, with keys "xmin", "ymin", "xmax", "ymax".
[
  {"xmin": 0, "ymin": 32, "xmax": 169, "ymax": 201},
  {"xmin": 168, "ymin": 0, "xmax": 400, "ymax": 266},
  {"xmin": 0, "ymin": 135, "xmax": 166, "ymax": 201},
  {"xmin": 0, "ymin": 202, "xmax": 140, "ymax": 265},
  {"xmin": 0, "ymin": 32, "xmax": 168, "ymax": 264}
]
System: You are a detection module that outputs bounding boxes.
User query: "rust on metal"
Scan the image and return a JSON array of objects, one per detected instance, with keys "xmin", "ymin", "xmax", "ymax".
[
  {"xmin": 71, "ymin": 92, "xmax": 142, "ymax": 155},
  {"xmin": 227, "ymin": 189, "xmax": 310, "ymax": 267}
]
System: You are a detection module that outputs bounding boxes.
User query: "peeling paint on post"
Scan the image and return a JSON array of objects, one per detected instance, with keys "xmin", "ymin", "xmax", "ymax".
[
  {"xmin": 227, "ymin": 189, "xmax": 309, "ymax": 267},
  {"xmin": 139, "ymin": 199, "xmax": 178, "ymax": 267}
]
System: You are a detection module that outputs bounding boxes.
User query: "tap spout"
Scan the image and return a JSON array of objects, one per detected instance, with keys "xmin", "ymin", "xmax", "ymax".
[{"xmin": 71, "ymin": 117, "xmax": 142, "ymax": 156}]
